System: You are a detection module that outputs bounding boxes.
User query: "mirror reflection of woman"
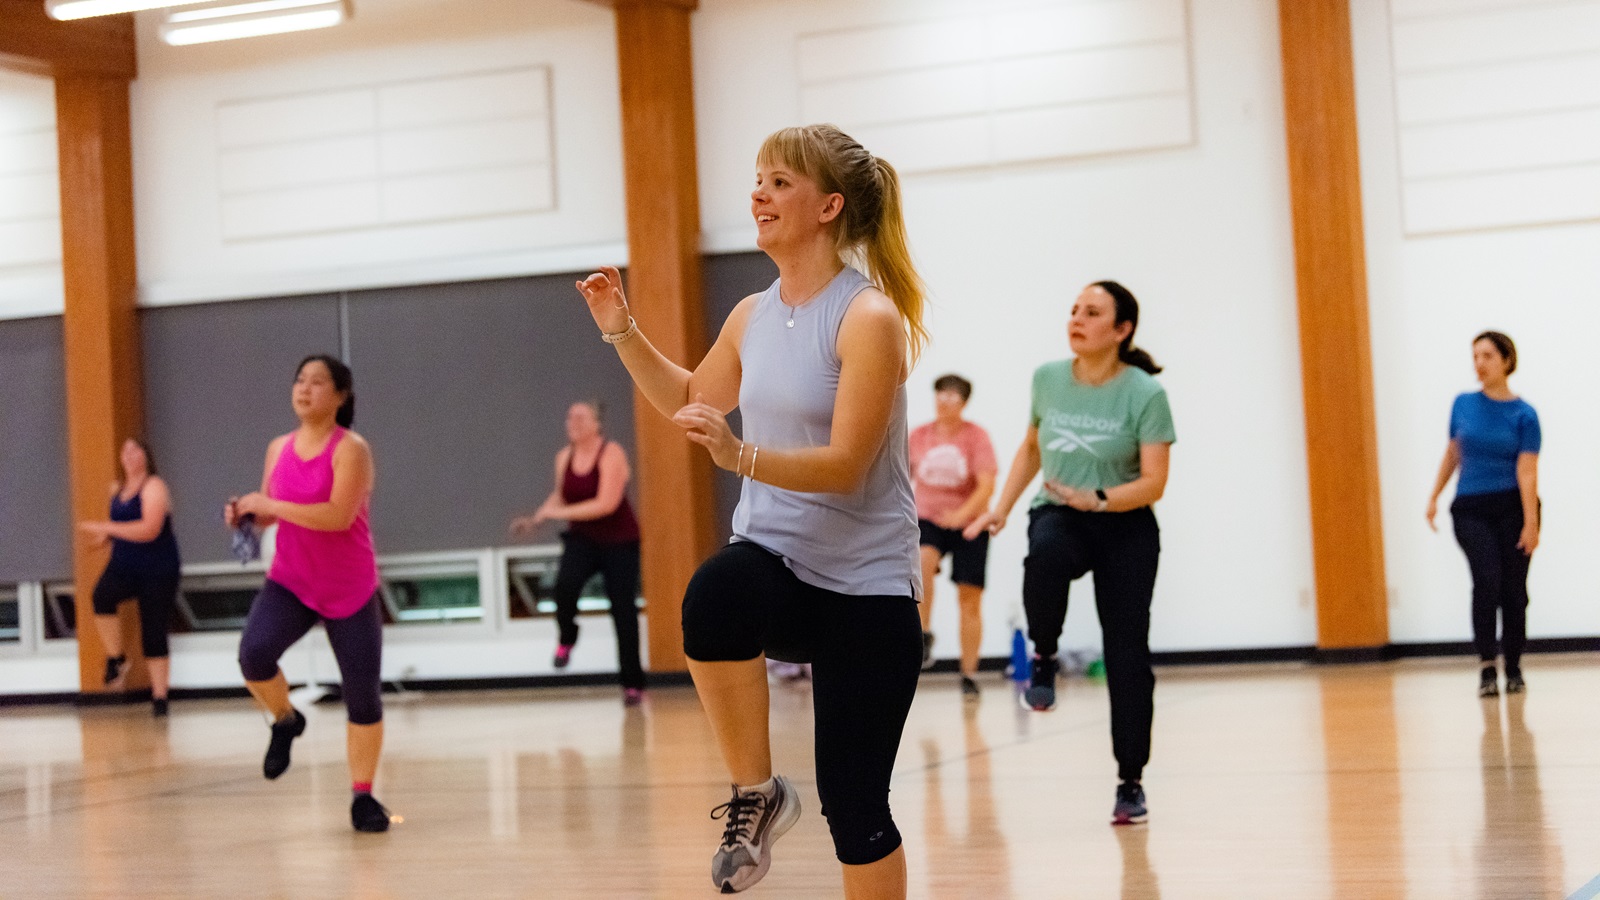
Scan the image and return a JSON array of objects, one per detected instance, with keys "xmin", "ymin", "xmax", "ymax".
[
  {"xmin": 511, "ymin": 401, "xmax": 646, "ymax": 704},
  {"xmin": 1426, "ymin": 331, "xmax": 1540, "ymax": 698},
  {"xmin": 78, "ymin": 438, "xmax": 181, "ymax": 717},
  {"xmin": 225, "ymin": 354, "xmax": 393, "ymax": 833}
]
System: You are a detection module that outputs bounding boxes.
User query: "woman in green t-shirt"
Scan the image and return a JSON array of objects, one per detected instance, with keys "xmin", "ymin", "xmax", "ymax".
[{"xmin": 967, "ymin": 280, "xmax": 1175, "ymax": 827}]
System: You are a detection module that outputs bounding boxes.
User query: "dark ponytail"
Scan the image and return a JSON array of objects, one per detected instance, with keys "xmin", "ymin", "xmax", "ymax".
[
  {"xmin": 295, "ymin": 354, "xmax": 356, "ymax": 427},
  {"xmin": 1093, "ymin": 280, "xmax": 1162, "ymax": 375}
]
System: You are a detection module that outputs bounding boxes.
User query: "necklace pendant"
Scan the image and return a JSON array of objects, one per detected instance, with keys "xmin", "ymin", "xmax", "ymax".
[{"xmin": 786, "ymin": 318, "xmax": 795, "ymax": 328}]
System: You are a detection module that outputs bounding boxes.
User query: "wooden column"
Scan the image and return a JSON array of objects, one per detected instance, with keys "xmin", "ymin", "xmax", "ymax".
[
  {"xmin": 1279, "ymin": 0, "xmax": 1389, "ymax": 654},
  {"xmin": 57, "ymin": 73, "xmax": 144, "ymax": 693},
  {"xmin": 2, "ymin": 3, "xmax": 140, "ymax": 692},
  {"xmin": 611, "ymin": 0, "xmax": 716, "ymax": 674}
]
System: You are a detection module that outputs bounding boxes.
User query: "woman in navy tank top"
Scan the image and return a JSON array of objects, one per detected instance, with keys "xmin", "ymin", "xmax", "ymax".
[
  {"xmin": 79, "ymin": 438, "xmax": 182, "ymax": 717},
  {"xmin": 511, "ymin": 401, "xmax": 645, "ymax": 702},
  {"xmin": 576, "ymin": 124, "xmax": 927, "ymax": 898}
]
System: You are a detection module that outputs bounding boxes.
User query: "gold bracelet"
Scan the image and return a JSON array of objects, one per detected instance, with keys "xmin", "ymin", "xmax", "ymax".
[
  {"xmin": 735, "ymin": 441, "xmax": 746, "ymax": 477},
  {"xmin": 600, "ymin": 317, "xmax": 638, "ymax": 344},
  {"xmin": 750, "ymin": 445, "xmax": 759, "ymax": 482}
]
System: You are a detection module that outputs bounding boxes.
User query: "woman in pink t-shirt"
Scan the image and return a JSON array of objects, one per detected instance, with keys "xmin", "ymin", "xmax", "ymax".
[
  {"xmin": 908, "ymin": 374, "xmax": 998, "ymax": 695},
  {"xmin": 225, "ymin": 354, "xmax": 391, "ymax": 833}
]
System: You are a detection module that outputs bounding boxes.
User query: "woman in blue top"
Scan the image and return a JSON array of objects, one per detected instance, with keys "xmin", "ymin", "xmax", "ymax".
[
  {"xmin": 77, "ymin": 438, "xmax": 182, "ymax": 717},
  {"xmin": 1426, "ymin": 331, "xmax": 1540, "ymax": 698}
]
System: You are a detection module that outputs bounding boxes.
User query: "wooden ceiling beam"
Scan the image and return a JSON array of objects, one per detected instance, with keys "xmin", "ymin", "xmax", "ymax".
[
  {"xmin": 0, "ymin": 0, "xmax": 136, "ymax": 79},
  {"xmin": 574, "ymin": 0, "xmax": 698, "ymax": 10}
]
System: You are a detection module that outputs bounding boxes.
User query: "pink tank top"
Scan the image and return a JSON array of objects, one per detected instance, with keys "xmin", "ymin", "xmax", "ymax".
[{"xmin": 266, "ymin": 428, "xmax": 379, "ymax": 619}]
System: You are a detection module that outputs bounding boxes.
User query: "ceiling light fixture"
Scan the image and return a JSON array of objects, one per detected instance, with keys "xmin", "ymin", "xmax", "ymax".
[
  {"xmin": 158, "ymin": 0, "xmax": 351, "ymax": 45},
  {"xmin": 45, "ymin": 0, "xmax": 212, "ymax": 20}
]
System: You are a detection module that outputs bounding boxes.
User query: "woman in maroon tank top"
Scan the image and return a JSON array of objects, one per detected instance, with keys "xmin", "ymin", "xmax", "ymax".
[{"xmin": 511, "ymin": 401, "xmax": 645, "ymax": 702}]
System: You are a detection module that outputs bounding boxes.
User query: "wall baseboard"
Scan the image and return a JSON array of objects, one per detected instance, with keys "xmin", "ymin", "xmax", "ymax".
[{"xmin": 5, "ymin": 638, "xmax": 1596, "ymax": 707}]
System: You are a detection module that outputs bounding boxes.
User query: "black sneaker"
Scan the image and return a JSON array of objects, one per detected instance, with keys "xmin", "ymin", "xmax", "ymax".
[
  {"xmin": 103, "ymin": 655, "xmax": 127, "ymax": 686},
  {"xmin": 1021, "ymin": 654, "xmax": 1058, "ymax": 711},
  {"xmin": 709, "ymin": 775, "xmax": 801, "ymax": 893},
  {"xmin": 1113, "ymin": 782, "xmax": 1148, "ymax": 825},
  {"xmin": 151, "ymin": 698, "xmax": 169, "ymax": 718},
  {"xmin": 960, "ymin": 676, "xmax": 981, "ymax": 699},
  {"xmin": 1478, "ymin": 666, "xmax": 1499, "ymax": 699},
  {"xmin": 351, "ymin": 793, "xmax": 393, "ymax": 833},
  {"xmin": 920, "ymin": 632, "xmax": 935, "ymax": 670},
  {"xmin": 1505, "ymin": 672, "xmax": 1526, "ymax": 694},
  {"xmin": 263, "ymin": 708, "xmax": 306, "ymax": 780}
]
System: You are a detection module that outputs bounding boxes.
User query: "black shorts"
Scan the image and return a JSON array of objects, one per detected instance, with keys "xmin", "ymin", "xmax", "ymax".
[
  {"xmin": 918, "ymin": 519, "xmax": 990, "ymax": 588},
  {"xmin": 91, "ymin": 566, "xmax": 178, "ymax": 658}
]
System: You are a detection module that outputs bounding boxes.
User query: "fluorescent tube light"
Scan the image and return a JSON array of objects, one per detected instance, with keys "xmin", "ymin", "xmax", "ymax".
[
  {"xmin": 46, "ymin": 0, "xmax": 213, "ymax": 20},
  {"xmin": 159, "ymin": 0, "xmax": 351, "ymax": 45}
]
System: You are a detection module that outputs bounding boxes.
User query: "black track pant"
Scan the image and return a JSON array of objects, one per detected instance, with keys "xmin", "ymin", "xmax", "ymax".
[
  {"xmin": 682, "ymin": 541, "xmax": 922, "ymax": 866},
  {"xmin": 1022, "ymin": 504, "xmax": 1160, "ymax": 784},
  {"xmin": 554, "ymin": 533, "xmax": 645, "ymax": 689},
  {"xmin": 1452, "ymin": 490, "xmax": 1532, "ymax": 674}
]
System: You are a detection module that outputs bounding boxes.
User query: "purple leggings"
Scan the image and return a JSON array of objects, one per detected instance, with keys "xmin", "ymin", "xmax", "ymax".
[{"xmin": 238, "ymin": 579, "xmax": 384, "ymax": 725}]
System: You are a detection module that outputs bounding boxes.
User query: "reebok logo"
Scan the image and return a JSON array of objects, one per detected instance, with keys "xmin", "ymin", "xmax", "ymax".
[{"xmin": 1044, "ymin": 427, "xmax": 1113, "ymax": 457}]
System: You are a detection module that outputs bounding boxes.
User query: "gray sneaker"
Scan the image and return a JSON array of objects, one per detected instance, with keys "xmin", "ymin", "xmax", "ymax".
[{"xmin": 710, "ymin": 774, "xmax": 801, "ymax": 893}]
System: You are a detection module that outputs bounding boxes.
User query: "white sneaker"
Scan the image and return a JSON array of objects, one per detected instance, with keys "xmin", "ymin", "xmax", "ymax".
[{"xmin": 709, "ymin": 774, "xmax": 801, "ymax": 893}]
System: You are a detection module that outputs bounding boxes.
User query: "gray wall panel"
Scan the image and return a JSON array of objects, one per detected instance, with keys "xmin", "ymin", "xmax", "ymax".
[
  {"xmin": 141, "ymin": 296, "xmax": 342, "ymax": 564},
  {"xmin": 0, "ymin": 317, "xmax": 71, "ymax": 582},
  {"xmin": 346, "ymin": 275, "xmax": 638, "ymax": 553}
]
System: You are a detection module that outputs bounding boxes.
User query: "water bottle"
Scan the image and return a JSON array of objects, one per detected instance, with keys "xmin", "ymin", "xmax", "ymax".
[{"xmin": 1008, "ymin": 627, "xmax": 1031, "ymax": 683}]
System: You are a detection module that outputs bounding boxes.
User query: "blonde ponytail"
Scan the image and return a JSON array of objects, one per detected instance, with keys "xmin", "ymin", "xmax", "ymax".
[{"xmin": 864, "ymin": 156, "xmax": 928, "ymax": 362}]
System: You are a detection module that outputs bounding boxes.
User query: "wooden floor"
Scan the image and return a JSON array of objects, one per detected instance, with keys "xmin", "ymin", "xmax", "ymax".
[{"xmin": 3, "ymin": 656, "xmax": 1598, "ymax": 899}]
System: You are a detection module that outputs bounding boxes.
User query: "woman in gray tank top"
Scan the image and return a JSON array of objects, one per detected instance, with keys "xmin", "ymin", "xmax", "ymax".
[{"xmin": 576, "ymin": 124, "xmax": 926, "ymax": 898}]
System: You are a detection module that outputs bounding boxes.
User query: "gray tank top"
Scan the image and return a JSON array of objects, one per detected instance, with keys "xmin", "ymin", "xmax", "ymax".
[{"xmin": 732, "ymin": 266, "xmax": 920, "ymax": 599}]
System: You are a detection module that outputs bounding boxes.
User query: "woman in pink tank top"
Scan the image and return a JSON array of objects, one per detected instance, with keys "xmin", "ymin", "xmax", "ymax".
[
  {"xmin": 510, "ymin": 401, "xmax": 645, "ymax": 702},
  {"xmin": 225, "ymin": 354, "xmax": 392, "ymax": 833}
]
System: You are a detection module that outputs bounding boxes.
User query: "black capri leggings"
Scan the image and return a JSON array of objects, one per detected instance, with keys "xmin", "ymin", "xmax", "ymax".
[
  {"xmin": 682, "ymin": 541, "xmax": 922, "ymax": 866},
  {"xmin": 1023, "ymin": 504, "xmax": 1160, "ymax": 785},
  {"xmin": 554, "ymin": 533, "xmax": 644, "ymax": 689},
  {"xmin": 91, "ymin": 567, "xmax": 178, "ymax": 658},
  {"xmin": 1452, "ymin": 490, "xmax": 1533, "ymax": 674},
  {"xmin": 237, "ymin": 579, "xmax": 384, "ymax": 726}
]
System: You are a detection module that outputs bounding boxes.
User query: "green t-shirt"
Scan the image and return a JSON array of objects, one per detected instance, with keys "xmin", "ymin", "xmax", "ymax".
[{"xmin": 1030, "ymin": 360, "xmax": 1176, "ymax": 507}]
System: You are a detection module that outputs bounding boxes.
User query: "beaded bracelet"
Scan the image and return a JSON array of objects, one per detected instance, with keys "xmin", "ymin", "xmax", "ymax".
[{"xmin": 600, "ymin": 317, "xmax": 638, "ymax": 344}]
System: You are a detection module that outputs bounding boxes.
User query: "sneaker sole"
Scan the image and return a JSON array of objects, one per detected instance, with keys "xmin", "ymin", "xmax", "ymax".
[
  {"xmin": 1112, "ymin": 812, "xmax": 1148, "ymax": 826},
  {"xmin": 716, "ymin": 776, "xmax": 802, "ymax": 894},
  {"xmin": 1018, "ymin": 690, "xmax": 1056, "ymax": 713}
]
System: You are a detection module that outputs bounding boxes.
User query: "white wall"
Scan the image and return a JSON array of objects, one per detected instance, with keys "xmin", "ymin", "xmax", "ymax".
[
  {"xmin": 0, "ymin": 70, "xmax": 63, "ymax": 319},
  {"xmin": 129, "ymin": 0, "xmax": 628, "ymax": 306},
  {"xmin": 1353, "ymin": 0, "xmax": 1600, "ymax": 644},
  {"xmin": 696, "ymin": 0, "xmax": 1318, "ymax": 657}
]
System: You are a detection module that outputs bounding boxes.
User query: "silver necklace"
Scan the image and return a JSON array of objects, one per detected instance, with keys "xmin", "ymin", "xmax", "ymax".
[{"xmin": 780, "ymin": 273, "xmax": 838, "ymax": 329}]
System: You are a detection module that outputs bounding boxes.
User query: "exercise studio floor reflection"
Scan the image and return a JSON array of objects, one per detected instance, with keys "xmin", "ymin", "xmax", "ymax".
[{"xmin": 3, "ymin": 656, "xmax": 1597, "ymax": 898}]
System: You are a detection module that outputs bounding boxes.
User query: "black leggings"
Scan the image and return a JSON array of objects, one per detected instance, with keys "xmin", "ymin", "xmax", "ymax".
[
  {"xmin": 1023, "ymin": 504, "xmax": 1160, "ymax": 784},
  {"xmin": 1452, "ymin": 490, "xmax": 1532, "ymax": 673},
  {"xmin": 682, "ymin": 541, "xmax": 922, "ymax": 866},
  {"xmin": 554, "ymin": 534, "xmax": 645, "ymax": 689},
  {"xmin": 237, "ymin": 579, "xmax": 384, "ymax": 725},
  {"xmin": 91, "ymin": 567, "xmax": 178, "ymax": 658}
]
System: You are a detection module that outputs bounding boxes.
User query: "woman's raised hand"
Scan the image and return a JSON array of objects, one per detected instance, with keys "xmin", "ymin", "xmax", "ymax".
[
  {"xmin": 575, "ymin": 266, "xmax": 631, "ymax": 335},
  {"xmin": 673, "ymin": 395, "xmax": 741, "ymax": 472}
]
